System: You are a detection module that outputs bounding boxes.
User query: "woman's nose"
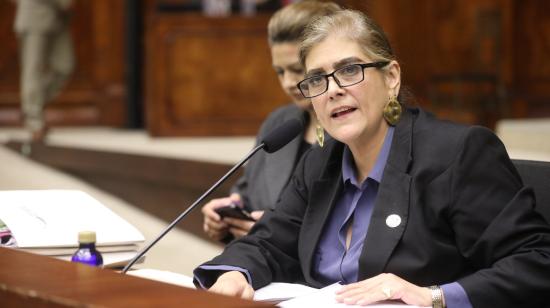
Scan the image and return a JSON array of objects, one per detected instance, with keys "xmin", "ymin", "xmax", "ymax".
[{"xmin": 326, "ymin": 76, "xmax": 343, "ymax": 97}]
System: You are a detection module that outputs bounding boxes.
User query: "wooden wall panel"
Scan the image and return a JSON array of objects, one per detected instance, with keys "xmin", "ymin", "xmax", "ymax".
[
  {"xmin": 423, "ymin": 0, "xmax": 513, "ymax": 127},
  {"xmin": 146, "ymin": 0, "xmax": 540, "ymax": 135},
  {"xmin": 0, "ymin": 1, "xmax": 22, "ymax": 124},
  {"xmin": 512, "ymin": 0, "xmax": 550, "ymax": 117},
  {"xmin": 145, "ymin": 12, "xmax": 287, "ymax": 136},
  {"xmin": 3, "ymin": 0, "xmax": 547, "ymax": 134},
  {"xmin": 346, "ymin": 0, "xmax": 524, "ymax": 128},
  {"xmin": 0, "ymin": 0, "xmax": 126, "ymax": 127}
]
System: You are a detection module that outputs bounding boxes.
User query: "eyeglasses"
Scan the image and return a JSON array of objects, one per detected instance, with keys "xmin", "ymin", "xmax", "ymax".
[{"xmin": 297, "ymin": 61, "xmax": 389, "ymax": 98}]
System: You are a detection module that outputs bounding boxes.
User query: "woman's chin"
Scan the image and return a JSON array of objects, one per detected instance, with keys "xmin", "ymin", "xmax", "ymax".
[{"xmin": 328, "ymin": 128, "xmax": 362, "ymax": 145}]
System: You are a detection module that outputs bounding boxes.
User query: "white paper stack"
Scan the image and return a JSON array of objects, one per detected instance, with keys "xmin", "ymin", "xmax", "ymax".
[
  {"xmin": 0, "ymin": 190, "xmax": 145, "ymax": 267},
  {"xmin": 124, "ymin": 270, "xmax": 425, "ymax": 307}
]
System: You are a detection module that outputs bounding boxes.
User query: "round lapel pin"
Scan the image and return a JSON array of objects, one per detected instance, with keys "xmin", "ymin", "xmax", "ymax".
[{"xmin": 386, "ymin": 214, "xmax": 401, "ymax": 228}]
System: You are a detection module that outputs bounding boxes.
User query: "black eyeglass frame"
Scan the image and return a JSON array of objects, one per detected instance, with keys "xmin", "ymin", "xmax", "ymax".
[{"xmin": 297, "ymin": 61, "xmax": 390, "ymax": 98}]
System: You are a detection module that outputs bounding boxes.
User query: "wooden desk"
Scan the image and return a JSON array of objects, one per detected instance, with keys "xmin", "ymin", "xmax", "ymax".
[{"xmin": 0, "ymin": 247, "xmax": 270, "ymax": 307}]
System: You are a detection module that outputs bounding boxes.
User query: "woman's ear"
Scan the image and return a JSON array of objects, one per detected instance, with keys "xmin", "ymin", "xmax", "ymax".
[{"xmin": 384, "ymin": 60, "xmax": 401, "ymax": 96}]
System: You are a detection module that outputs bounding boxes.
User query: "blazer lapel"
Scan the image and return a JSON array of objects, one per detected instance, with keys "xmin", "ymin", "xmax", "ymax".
[
  {"xmin": 299, "ymin": 142, "xmax": 344, "ymax": 287},
  {"xmin": 358, "ymin": 110, "xmax": 415, "ymax": 279}
]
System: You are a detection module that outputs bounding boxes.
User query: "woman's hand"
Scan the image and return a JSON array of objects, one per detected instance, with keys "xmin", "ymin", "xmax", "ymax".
[
  {"xmin": 201, "ymin": 193, "xmax": 241, "ymax": 241},
  {"xmin": 335, "ymin": 273, "xmax": 433, "ymax": 306},
  {"xmin": 225, "ymin": 210, "xmax": 264, "ymax": 238},
  {"xmin": 209, "ymin": 271, "xmax": 254, "ymax": 299}
]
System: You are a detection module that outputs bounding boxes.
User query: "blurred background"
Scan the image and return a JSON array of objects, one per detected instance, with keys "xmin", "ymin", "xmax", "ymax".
[{"xmin": 1, "ymin": 0, "xmax": 548, "ymax": 135}]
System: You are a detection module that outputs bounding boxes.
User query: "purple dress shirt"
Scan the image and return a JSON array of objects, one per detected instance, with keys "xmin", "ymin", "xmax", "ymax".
[{"xmin": 312, "ymin": 127, "xmax": 393, "ymax": 284}]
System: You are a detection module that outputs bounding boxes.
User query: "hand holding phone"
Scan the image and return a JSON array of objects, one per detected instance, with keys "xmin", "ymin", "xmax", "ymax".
[{"xmin": 215, "ymin": 203, "xmax": 255, "ymax": 221}]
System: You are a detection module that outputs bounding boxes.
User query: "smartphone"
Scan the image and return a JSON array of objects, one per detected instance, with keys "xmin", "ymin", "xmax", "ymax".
[{"xmin": 215, "ymin": 203, "xmax": 255, "ymax": 221}]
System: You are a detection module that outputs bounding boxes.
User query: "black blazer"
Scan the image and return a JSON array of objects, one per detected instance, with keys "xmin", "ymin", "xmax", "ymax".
[{"xmin": 195, "ymin": 107, "xmax": 550, "ymax": 307}]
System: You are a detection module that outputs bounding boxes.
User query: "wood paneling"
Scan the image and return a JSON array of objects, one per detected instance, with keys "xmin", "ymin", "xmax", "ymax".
[
  {"xmin": 337, "ymin": 0, "xmax": 549, "ymax": 128},
  {"xmin": 511, "ymin": 0, "xmax": 550, "ymax": 117},
  {"xmin": 0, "ymin": 1, "xmax": 21, "ymax": 125},
  {"xmin": 2, "ymin": 0, "xmax": 548, "ymax": 134},
  {"xmin": 346, "ymin": 0, "xmax": 516, "ymax": 127},
  {"xmin": 422, "ymin": 0, "xmax": 513, "ymax": 127},
  {"xmin": 0, "ymin": 0, "xmax": 127, "ymax": 127},
  {"xmin": 145, "ymin": 11, "xmax": 287, "ymax": 136}
]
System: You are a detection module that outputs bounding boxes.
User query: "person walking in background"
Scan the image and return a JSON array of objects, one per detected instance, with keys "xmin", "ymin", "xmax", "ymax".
[
  {"xmin": 201, "ymin": 0, "xmax": 341, "ymax": 243},
  {"xmin": 13, "ymin": 0, "xmax": 75, "ymax": 142}
]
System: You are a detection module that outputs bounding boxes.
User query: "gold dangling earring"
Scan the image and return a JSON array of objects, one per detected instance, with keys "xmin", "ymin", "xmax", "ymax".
[
  {"xmin": 383, "ymin": 95, "xmax": 402, "ymax": 126},
  {"xmin": 316, "ymin": 124, "xmax": 324, "ymax": 147}
]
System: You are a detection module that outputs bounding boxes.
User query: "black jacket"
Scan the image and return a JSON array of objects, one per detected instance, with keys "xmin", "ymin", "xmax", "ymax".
[{"xmin": 196, "ymin": 107, "xmax": 550, "ymax": 307}]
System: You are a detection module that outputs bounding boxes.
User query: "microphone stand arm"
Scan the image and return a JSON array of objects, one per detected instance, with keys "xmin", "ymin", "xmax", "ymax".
[{"xmin": 121, "ymin": 143, "xmax": 266, "ymax": 273}]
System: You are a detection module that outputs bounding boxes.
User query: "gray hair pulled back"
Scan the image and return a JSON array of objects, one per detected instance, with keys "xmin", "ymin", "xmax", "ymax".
[{"xmin": 299, "ymin": 10, "xmax": 395, "ymax": 67}]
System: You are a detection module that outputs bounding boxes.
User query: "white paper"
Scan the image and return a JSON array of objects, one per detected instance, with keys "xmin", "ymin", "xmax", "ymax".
[
  {"xmin": 0, "ymin": 190, "xmax": 144, "ymax": 248},
  {"xmin": 279, "ymin": 283, "xmax": 427, "ymax": 308},
  {"xmin": 118, "ymin": 268, "xmax": 426, "ymax": 307},
  {"xmin": 125, "ymin": 270, "xmax": 319, "ymax": 302},
  {"xmin": 127, "ymin": 268, "xmax": 196, "ymax": 288},
  {"xmin": 253, "ymin": 282, "xmax": 318, "ymax": 302}
]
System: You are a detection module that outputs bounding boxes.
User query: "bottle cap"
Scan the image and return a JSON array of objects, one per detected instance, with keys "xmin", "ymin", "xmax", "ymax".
[{"xmin": 78, "ymin": 231, "xmax": 96, "ymax": 244}]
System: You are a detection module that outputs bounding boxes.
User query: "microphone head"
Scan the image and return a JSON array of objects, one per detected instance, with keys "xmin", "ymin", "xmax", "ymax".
[{"xmin": 261, "ymin": 118, "xmax": 304, "ymax": 153}]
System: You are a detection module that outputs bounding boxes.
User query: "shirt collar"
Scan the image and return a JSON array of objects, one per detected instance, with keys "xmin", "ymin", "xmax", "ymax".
[{"xmin": 342, "ymin": 126, "xmax": 395, "ymax": 186}]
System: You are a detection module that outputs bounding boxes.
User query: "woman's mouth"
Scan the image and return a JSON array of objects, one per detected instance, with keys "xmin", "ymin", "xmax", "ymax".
[{"xmin": 331, "ymin": 107, "xmax": 357, "ymax": 118}]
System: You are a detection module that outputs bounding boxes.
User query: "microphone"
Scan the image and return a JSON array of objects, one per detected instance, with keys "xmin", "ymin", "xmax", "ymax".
[
  {"xmin": 261, "ymin": 117, "xmax": 303, "ymax": 153},
  {"xmin": 121, "ymin": 118, "xmax": 303, "ymax": 273}
]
